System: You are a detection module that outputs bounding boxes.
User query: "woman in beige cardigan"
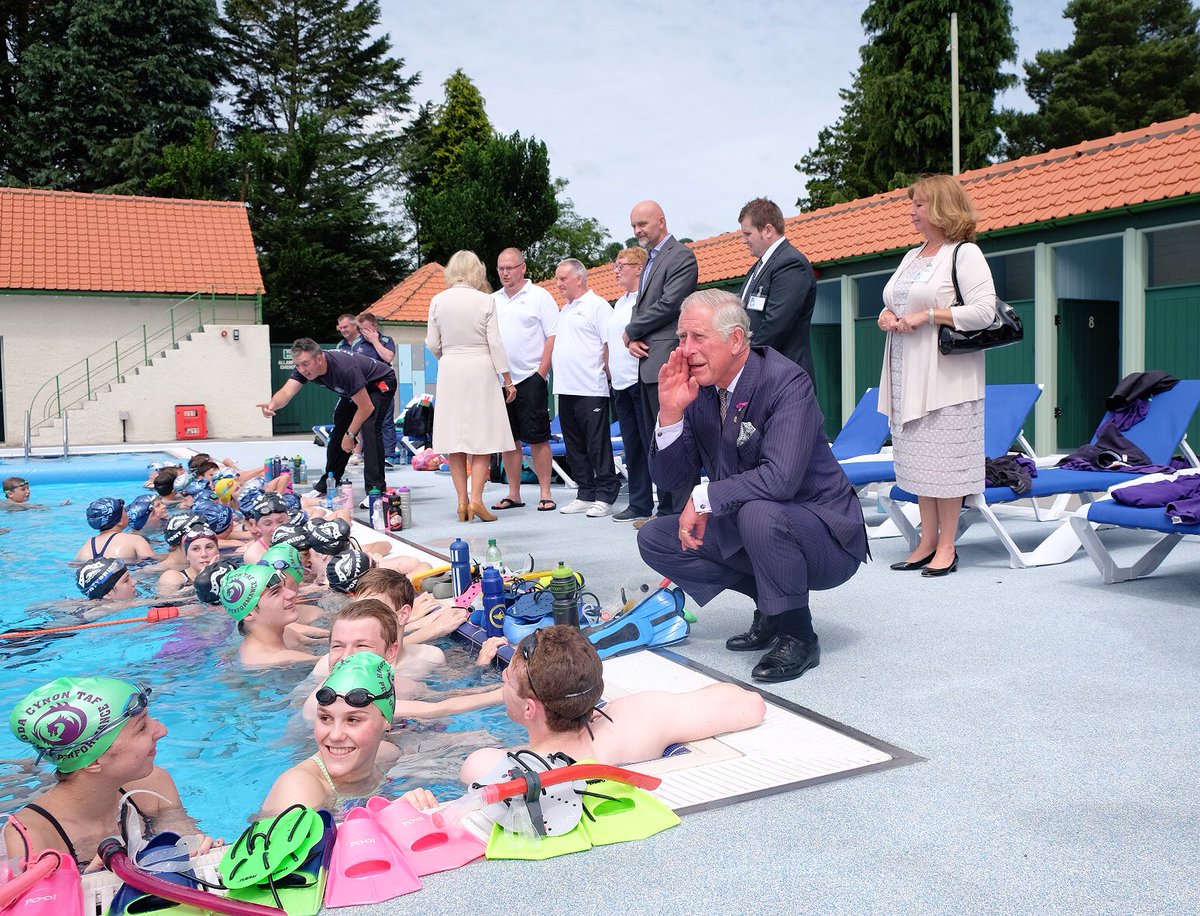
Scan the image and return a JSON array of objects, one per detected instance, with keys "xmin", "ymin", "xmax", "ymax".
[
  {"xmin": 877, "ymin": 175, "xmax": 997, "ymax": 576},
  {"xmin": 426, "ymin": 251, "xmax": 516, "ymax": 522}
]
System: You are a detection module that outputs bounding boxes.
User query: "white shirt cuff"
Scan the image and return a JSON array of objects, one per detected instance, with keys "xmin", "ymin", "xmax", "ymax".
[
  {"xmin": 691, "ymin": 482, "xmax": 711, "ymax": 514},
  {"xmin": 654, "ymin": 417, "xmax": 684, "ymax": 449}
]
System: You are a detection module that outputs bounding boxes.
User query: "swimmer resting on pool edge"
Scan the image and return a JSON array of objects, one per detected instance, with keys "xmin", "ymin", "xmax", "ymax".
[
  {"xmin": 459, "ymin": 625, "xmax": 766, "ymax": 785},
  {"xmin": 259, "ymin": 653, "xmax": 435, "ymax": 819},
  {"xmin": 4, "ymin": 677, "xmax": 221, "ymax": 872}
]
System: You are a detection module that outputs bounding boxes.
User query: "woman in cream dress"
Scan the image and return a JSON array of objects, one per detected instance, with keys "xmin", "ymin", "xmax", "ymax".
[
  {"xmin": 426, "ymin": 251, "xmax": 516, "ymax": 522},
  {"xmin": 877, "ymin": 175, "xmax": 997, "ymax": 577}
]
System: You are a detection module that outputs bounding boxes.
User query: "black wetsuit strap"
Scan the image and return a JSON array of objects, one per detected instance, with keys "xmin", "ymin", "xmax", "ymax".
[{"xmin": 21, "ymin": 803, "xmax": 82, "ymax": 867}]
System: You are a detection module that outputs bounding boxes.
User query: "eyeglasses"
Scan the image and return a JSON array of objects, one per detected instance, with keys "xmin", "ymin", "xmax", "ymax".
[
  {"xmin": 517, "ymin": 631, "xmax": 593, "ymax": 701},
  {"xmin": 40, "ymin": 686, "xmax": 152, "ymax": 763},
  {"xmin": 315, "ymin": 683, "xmax": 395, "ymax": 709},
  {"xmin": 613, "ymin": 263, "xmax": 639, "ymax": 272},
  {"xmin": 497, "ymin": 264, "xmax": 525, "ymax": 273}
]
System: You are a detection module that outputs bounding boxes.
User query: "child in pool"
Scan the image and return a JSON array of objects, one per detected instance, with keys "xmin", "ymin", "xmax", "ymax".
[
  {"xmin": 2, "ymin": 476, "xmax": 70, "ymax": 510},
  {"xmin": 72, "ymin": 498, "xmax": 156, "ymax": 563},
  {"xmin": 220, "ymin": 565, "xmax": 329, "ymax": 668}
]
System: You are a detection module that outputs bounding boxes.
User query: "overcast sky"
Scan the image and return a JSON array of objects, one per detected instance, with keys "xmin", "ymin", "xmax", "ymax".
[{"xmin": 379, "ymin": 1, "xmax": 1075, "ymax": 247}]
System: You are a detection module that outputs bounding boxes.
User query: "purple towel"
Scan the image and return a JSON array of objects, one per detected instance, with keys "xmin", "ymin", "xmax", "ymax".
[{"xmin": 1112, "ymin": 475, "xmax": 1200, "ymax": 508}]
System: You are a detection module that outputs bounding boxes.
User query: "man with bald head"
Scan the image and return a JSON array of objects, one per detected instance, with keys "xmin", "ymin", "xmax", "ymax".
[
  {"xmin": 624, "ymin": 200, "xmax": 698, "ymax": 520},
  {"xmin": 491, "ymin": 247, "xmax": 560, "ymax": 511}
]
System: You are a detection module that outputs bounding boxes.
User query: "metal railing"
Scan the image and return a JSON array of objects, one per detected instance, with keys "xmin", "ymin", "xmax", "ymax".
[{"xmin": 24, "ymin": 290, "xmax": 261, "ymax": 445}]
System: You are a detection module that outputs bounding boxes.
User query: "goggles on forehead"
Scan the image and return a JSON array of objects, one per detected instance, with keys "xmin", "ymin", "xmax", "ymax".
[
  {"xmin": 314, "ymin": 684, "xmax": 394, "ymax": 710},
  {"xmin": 38, "ymin": 686, "xmax": 152, "ymax": 764}
]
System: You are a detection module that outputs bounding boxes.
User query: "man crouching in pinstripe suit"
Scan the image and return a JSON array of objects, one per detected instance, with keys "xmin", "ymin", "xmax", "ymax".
[{"xmin": 637, "ymin": 290, "xmax": 867, "ymax": 682}]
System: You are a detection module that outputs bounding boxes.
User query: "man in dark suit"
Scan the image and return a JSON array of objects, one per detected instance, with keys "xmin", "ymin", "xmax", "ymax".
[
  {"xmin": 637, "ymin": 290, "xmax": 867, "ymax": 682},
  {"xmin": 624, "ymin": 200, "xmax": 698, "ymax": 517},
  {"xmin": 738, "ymin": 197, "xmax": 818, "ymax": 387}
]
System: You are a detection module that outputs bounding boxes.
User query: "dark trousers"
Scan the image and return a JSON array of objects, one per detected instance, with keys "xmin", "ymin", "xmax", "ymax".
[
  {"xmin": 558, "ymin": 394, "xmax": 620, "ymax": 503},
  {"xmin": 320, "ymin": 383, "xmax": 393, "ymax": 494},
  {"xmin": 638, "ymin": 380, "xmax": 694, "ymax": 515},
  {"xmin": 381, "ymin": 396, "xmax": 397, "ymax": 458},
  {"xmin": 612, "ymin": 384, "xmax": 653, "ymax": 515},
  {"xmin": 637, "ymin": 499, "xmax": 861, "ymax": 626}
]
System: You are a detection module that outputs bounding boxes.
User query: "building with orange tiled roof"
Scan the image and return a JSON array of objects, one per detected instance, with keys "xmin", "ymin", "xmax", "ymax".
[
  {"xmin": 0, "ymin": 187, "xmax": 270, "ymax": 447},
  {"xmin": 372, "ymin": 115, "xmax": 1200, "ymax": 452}
]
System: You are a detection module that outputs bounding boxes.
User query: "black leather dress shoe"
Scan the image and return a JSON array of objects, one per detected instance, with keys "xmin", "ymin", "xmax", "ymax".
[
  {"xmin": 890, "ymin": 550, "xmax": 936, "ymax": 571},
  {"xmin": 726, "ymin": 611, "xmax": 778, "ymax": 652},
  {"xmin": 751, "ymin": 636, "xmax": 820, "ymax": 682},
  {"xmin": 921, "ymin": 552, "xmax": 959, "ymax": 577}
]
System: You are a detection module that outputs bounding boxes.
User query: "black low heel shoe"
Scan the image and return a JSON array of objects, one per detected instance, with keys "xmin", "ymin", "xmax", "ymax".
[
  {"xmin": 890, "ymin": 551, "xmax": 936, "ymax": 571},
  {"xmin": 921, "ymin": 553, "xmax": 959, "ymax": 577}
]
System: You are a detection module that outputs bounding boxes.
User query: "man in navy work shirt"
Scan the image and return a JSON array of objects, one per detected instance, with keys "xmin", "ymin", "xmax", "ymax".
[
  {"xmin": 355, "ymin": 312, "xmax": 398, "ymax": 462},
  {"xmin": 258, "ymin": 338, "xmax": 396, "ymax": 498}
]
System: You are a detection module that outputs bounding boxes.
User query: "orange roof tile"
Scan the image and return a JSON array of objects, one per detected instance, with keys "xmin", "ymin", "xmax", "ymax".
[
  {"xmin": 364, "ymin": 261, "xmax": 446, "ymax": 322},
  {"xmin": 0, "ymin": 188, "xmax": 263, "ymax": 295}
]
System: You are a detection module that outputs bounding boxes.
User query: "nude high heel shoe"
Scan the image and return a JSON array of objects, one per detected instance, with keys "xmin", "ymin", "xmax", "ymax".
[
  {"xmin": 469, "ymin": 501, "xmax": 497, "ymax": 523},
  {"xmin": 457, "ymin": 502, "xmax": 469, "ymax": 522}
]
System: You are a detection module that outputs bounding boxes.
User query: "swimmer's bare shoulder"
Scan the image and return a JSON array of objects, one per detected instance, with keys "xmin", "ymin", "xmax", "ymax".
[{"xmin": 260, "ymin": 758, "xmax": 330, "ymax": 818}]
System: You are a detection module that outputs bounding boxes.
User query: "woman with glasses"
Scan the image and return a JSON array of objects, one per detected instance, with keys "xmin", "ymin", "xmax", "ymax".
[
  {"xmin": 259, "ymin": 652, "xmax": 434, "ymax": 818},
  {"xmin": 5, "ymin": 677, "xmax": 219, "ymax": 871}
]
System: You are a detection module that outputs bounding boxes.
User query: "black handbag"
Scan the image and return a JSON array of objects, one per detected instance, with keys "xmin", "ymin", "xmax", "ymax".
[{"xmin": 938, "ymin": 243, "xmax": 1024, "ymax": 355}]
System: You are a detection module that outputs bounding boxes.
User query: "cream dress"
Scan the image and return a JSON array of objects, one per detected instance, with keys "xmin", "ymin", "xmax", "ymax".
[{"xmin": 426, "ymin": 283, "xmax": 516, "ymax": 455}]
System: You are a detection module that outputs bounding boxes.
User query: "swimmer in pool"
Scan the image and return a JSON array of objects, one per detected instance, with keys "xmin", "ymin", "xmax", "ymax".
[
  {"xmin": 2, "ymin": 476, "xmax": 70, "ymax": 510},
  {"xmin": 257, "ymin": 542, "xmax": 328, "ymax": 625},
  {"xmin": 156, "ymin": 527, "xmax": 220, "ymax": 595},
  {"xmin": 191, "ymin": 497, "xmax": 252, "ymax": 546},
  {"xmin": 302, "ymin": 599, "xmax": 503, "ymax": 721},
  {"xmin": 459, "ymin": 625, "xmax": 766, "ymax": 786},
  {"xmin": 5, "ymin": 677, "xmax": 221, "ymax": 872},
  {"xmin": 354, "ymin": 566, "xmax": 474, "ymax": 651},
  {"xmin": 240, "ymin": 493, "xmax": 291, "ymax": 565},
  {"xmin": 220, "ymin": 564, "xmax": 329, "ymax": 668},
  {"xmin": 72, "ymin": 498, "xmax": 156, "ymax": 563},
  {"xmin": 127, "ymin": 493, "xmax": 168, "ymax": 535},
  {"xmin": 76, "ymin": 557, "xmax": 142, "ymax": 605},
  {"xmin": 158, "ymin": 513, "xmax": 205, "ymax": 569},
  {"xmin": 259, "ymin": 653, "xmax": 434, "ymax": 819}
]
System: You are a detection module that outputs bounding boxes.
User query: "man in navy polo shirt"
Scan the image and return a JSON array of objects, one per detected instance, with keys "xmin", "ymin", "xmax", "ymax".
[
  {"xmin": 355, "ymin": 312, "xmax": 398, "ymax": 463},
  {"xmin": 258, "ymin": 338, "xmax": 396, "ymax": 498}
]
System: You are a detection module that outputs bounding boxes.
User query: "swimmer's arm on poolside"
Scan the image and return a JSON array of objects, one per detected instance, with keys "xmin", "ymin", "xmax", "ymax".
[
  {"xmin": 258, "ymin": 379, "xmax": 303, "ymax": 418},
  {"xmin": 476, "ymin": 637, "xmax": 506, "ymax": 666},
  {"xmin": 404, "ymin": 606, "xmax": 468, "ymax": 644},
  {"xmin": 393, "ymin": 686, "xmax": 504, "ymax": 720},
  {"xmin": 259, "ymin": 766, "xmax": 329, "ymax": 820}
]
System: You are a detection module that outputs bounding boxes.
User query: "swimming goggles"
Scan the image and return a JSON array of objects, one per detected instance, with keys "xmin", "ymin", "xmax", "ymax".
[
  {"xmin": 256, "ymin": 558, "xmax": 301, "ymax": 574},
  {"xmin": 314, "ymin": 683, "xmax": 395, "ymax": 709},
  {"xmin": 39, "ymin": 685, "xmax": 153, "ymax": 763},
  {"xmin": 518, "ymin": 631, "xmax": 593, "ymax": 701}
]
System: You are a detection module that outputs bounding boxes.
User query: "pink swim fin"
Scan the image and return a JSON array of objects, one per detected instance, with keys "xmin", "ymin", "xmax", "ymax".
[
  {"xmin": 0, "ymin": 849, "xmax": 83, "ymax": 915},
  {"xmin": 366, "ymin": 796, "xmax": 485, "ymax": 876},
  {"xmin": 323, "ymin": 806, "xmax": 421, "ymax": 909}
]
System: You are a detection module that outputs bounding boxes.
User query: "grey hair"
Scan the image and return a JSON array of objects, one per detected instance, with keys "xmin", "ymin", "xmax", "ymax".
[
  {"xmin": 557, "ymin": 258, "xmax": 588, "ymax": 280},
  {"xmin": 680, "ymin": 289, "xmax": 752, "ymax": 342},
  {"xmin": 290, "ymin": 338, "xmax": 323, "ymax": 358}
]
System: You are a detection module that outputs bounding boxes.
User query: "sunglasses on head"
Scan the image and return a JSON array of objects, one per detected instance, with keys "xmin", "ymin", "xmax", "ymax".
[
  {"xmin": 517, "ymin": 631, "xmax": 592, "ymax": 702},
  {"xmin": 314, "ymin": 683, "xmax": 394, "ymax": 710},
  {"xmin": 40, "ymin": 685, "xmax": 152, "ymax": 763}
]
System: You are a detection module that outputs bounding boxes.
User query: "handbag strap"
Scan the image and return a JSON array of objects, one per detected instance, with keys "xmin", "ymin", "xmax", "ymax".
[{"xmin": 949, "ymin": 242, "xmax": 963, "ymax": 306}]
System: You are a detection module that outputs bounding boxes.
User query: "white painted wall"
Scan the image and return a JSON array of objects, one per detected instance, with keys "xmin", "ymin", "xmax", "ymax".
[{"xmin": 16, "ymin": 325, "xmax": 272, "ymax": 447}]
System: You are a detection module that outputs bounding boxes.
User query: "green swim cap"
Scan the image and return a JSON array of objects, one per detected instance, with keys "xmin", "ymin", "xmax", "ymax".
[
  {"xmin": 257, "ymin": 543, "xmax": 304, "ymax": 586},
  {"xmin": 10, "ymin": 677, "xmax": 147, "ymax": 773},
  {"xmin": 318, "ymin": 652, "xmax": 395, "ymax": 722},
  {"xmin": 220, "ymin": 564, "xmax": 284, "ymax": 622}
]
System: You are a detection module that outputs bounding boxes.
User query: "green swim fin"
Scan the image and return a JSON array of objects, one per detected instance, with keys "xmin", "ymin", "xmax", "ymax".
[
  {"xmin": 224, "ymin": 809, "xmax": 334, "ymax": 916},
  {"xmin": 484, "ymin": 819, "xmax": 592, "ymax": 861},
  {"xmin": 578, "ymin": 778, "xmax": 680, "ymax": 846}
]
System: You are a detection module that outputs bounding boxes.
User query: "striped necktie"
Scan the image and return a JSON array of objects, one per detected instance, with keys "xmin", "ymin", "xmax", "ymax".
[{"xmin": 718, "ymin": 388, "xmax": 729, "ymax": 423}]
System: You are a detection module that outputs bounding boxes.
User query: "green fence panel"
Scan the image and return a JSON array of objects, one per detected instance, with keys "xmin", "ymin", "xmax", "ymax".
[
  {"xmin": 810, "ymin": 324, "xmax": 842, "ymax": 440},
  {"xmin": 1145, "ymin": 284, "xmax": 1200, "ymax": 451},
  {"xmin": 270, "ymin": 344, "xmax": 341, "ymax": 436},
  {"xmin": 854, "ymin": 317, "xmax": 886, "ymax": 403}
]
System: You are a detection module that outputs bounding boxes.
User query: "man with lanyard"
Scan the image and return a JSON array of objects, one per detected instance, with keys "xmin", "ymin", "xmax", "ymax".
[
  {"xmin": 258, "ymin": 338, "xmax": 396, "ymax": 500},
  {"xmin": 356, "ymin": 311, "xmax": 399, "ymax": 464}
]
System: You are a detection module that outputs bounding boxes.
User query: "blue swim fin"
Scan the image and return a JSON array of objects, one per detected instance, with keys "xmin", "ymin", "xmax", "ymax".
[{"xmin": 580, "ymin": 586, "xmax": 689, "ymax": 659}]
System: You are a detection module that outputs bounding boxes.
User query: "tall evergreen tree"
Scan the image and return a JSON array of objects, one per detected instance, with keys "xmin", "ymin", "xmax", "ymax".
[
  {"xmin": 796, "ymin": 0, "xmax": 1017, "ymax": 211},
  {"xmin": 220, "ymin": 0, "xmax": 417, "ymax": 339},
  {"xmin": 427, "ymin": 69, "xmax": 491, "ymax": 186},
  {"xmin": 1001, "ymin": 0, "xmax": 1200, "ymax": 158},
  {"xmin": 1, "ymin": 0, "xmax": 221, "ymax": 192}
]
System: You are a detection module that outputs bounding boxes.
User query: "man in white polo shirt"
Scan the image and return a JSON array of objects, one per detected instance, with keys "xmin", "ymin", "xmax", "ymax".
[
  {"xmin": 552, "ymin": 258, "xmax": 620, "ymax": 517},
  {"xmin": 491, "ymin": 247, "xmax": 559, "ymax": 512}
]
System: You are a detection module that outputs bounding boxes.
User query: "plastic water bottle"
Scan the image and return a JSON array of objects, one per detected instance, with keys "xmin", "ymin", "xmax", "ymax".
[
  {"xmin": 324, "ymin": 473, "xmax": 335, "ymax": 510},
  {"xmin": 483, "ymin": 538, "xmax": 503, "ymax": 571},
  {"xmin": 396, "ymin": 485, "xmax": 412, "ymax": 529},
  {"xmin": 368, "ymin": 488, "xmax": 383, "ymax": 528},
  {"xmin": 549, "ymin": 561, "xmax": 580, "ymax": 627},
  {"xmin": 264, "ymin": 457, "xmax": 275, "ymax": 482},
  {"xmin": 297, "ymin": 457, "xmax": 308, "ymax": 484},
  {"xmin": 341, "ymin": 482, "xmax": 354, "ymax": 509},
  {"xmin": 481, "ymin": 566, "xmax": 506, "ymax": 638},
  {"xmin": 449, "ymin": 537, "xmax": 471, "ymax": 597}
]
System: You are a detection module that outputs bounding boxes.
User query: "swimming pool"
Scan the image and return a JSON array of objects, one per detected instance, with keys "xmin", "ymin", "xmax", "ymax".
[{"xmin": 0, "ymin": 453, "xmax": 519, "ymax": 841}]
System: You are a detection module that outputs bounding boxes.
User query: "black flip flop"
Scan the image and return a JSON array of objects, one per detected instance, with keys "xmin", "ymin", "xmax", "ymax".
[
  {"xmin": 491, "ymin": 497, "xmax": 526, "ymax": 510},
  {"xmin": 537, "ymin": 499, "xmax": 557, "ymax": 511}
]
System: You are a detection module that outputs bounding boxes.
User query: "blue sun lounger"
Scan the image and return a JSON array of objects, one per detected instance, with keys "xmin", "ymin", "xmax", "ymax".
[{"xmin": 883, "ymin": 379, "xmax": 1200, "ymax": 568}]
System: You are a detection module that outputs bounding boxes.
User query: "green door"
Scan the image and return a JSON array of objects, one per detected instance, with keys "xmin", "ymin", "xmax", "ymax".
[
  {"xmin": 1056, "ymin": 299, "xmax": 1120, "ymax": 449},
  {"xmin": 810, "ymin": 324, "xmax": 842, "ymax": 440},
  {"xmin": 854, "ymin": 317, "xmax": 886, "ymax": 405},
  {"xmin": 985, "ymin": 299, "xmax": 1035, "ymax": 385},
  {"xmin": 270, "ymin": 344, "xmax": 341, "ymax": 436}
]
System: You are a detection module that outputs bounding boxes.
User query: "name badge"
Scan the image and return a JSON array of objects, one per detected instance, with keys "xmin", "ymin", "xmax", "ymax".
[
  {"xmin": 911, "ymin": 265, "xmax": 936, "ymax": 283},
  {"xmin": 747, "ymin": 294, "xmax": 766, "ymax": 312}
]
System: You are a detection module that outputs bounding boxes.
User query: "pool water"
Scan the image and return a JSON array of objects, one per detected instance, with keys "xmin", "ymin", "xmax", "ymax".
[{"xmin": 0, "ymin": 456, "xmax": 521, "ymax": 840}]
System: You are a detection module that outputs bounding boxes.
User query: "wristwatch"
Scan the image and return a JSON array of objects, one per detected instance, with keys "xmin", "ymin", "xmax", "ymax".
[{"xmin": 928, "ymin": 307, "xmax": 935, "ymax": 326}]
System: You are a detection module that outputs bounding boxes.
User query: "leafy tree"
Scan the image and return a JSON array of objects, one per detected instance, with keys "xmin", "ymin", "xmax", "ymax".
[
  {"xmin": 147, "ymin": 118, "xmax": 245, "ymax": 201},
  {"xmin": 219, "ymin": 0, "xmax": 417, "ymax": 338},
  {"xmin": 427, "ymin": 69, "xmax": 491, "ymax": 186},
  {"xmin": 796, "ymin": 0, "xmax": 1017, "ymax": 210},
  {"xmin": 1, "ymin": 0, "xmax": 221, "ymax": 192},
  {"xmin": 524, "ymin": 181, "xmax": 615, "ymax": 279},
  {"xmin": 1001, "ymin": 0, "xmax": 1200, "ymax": 158},
  {"xmin": 414, "ymin": 131, "xmax": 559, "ymax": 286}
]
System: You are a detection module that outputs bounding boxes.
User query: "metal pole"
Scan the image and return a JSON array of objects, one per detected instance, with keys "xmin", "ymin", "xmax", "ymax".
[
  {"xmin": 55, "ymin": 376, "xmax": 61, "ymax": 418},
  {"xmin": 23, "ymin": 411, "xmax": 31, "ymax": 460},
  {"xmin": 115, "ymin": 340, "xmax": 120, "ymax": 381},
  {"xmin": 171, "ymin": 310, "xmax": 176, "ymax": 346},
  {"xmin": 143, "ymin": 325, "xmax": 148, "ymax": 364},
  {"xmin": 62, "ymin": 409, "xmax": 69, "ymax": 459},
  {"xmin": 86, "ymin": 357, "xmax": 91, "ymax": 400},
  {"xmin": 950, "ymin": 12, "xmax": 960, "ymax": 175}
]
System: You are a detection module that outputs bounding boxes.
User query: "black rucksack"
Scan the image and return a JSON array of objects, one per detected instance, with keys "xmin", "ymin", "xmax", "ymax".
[{"xmin": 402, "ymin": 400, "xmax": 434, "ymax": 443}]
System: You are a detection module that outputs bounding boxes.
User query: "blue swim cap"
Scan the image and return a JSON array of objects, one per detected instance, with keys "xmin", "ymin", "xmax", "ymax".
[
  {"xmin": 236, "ymin": 485, "xmax": 264, "ymax": 517},
  {"xmin": 281, "ymin": 492, "xmax": 301, "ymax": 512},
  {"xmin": 126, "ymin": 494, "xmax": 156, "ymax": 531},
  {"xmin": 192, "ymin": 498, "xmax": 233, "ymax": 534},
  {"xmin": 181, "ymin": 478, "xmax": 213, "ymax": 499},
  {"xmin": 86, "ymin": 497, "xmax": 125, "ymax": 531},
  {"xmin": 76, "ymin": 557, "xmax": 128, "ymax": 599}
]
